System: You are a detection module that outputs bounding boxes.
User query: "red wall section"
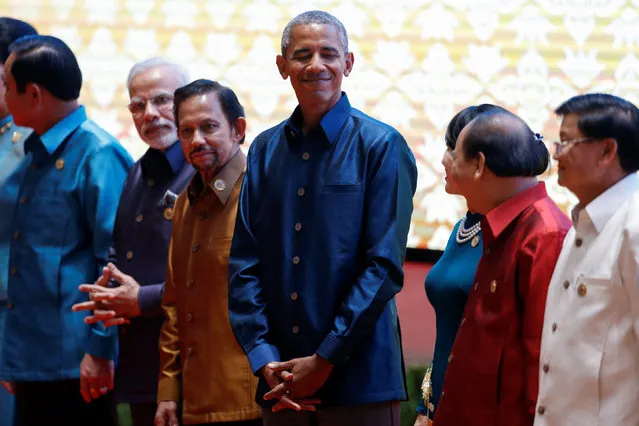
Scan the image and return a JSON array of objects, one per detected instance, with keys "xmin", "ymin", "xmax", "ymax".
[{"xmin": 397, "ymin": 261, "xmax": 435, "ymax": 366}]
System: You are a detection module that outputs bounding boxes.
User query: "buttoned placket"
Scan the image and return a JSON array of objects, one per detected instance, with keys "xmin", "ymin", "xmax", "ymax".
[{"xmin": 290, "ymin": 130, "xmax": 314, "ymax": 337}]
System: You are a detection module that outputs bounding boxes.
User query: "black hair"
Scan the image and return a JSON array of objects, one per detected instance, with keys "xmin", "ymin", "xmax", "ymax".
[
  {"xmin": 445, "ymin": 104, "xmax": 505, "ymax": 149},
  {"xmin": 555, "ymin": 93, "xmax": 639, "ymax": 173},
  {"xmin": 0, "ymin": 18, "xmax": 37, "ymax": 63},
  {"xmin": 173, "ymin": 79, "xmax": 246, "ymax": 144},
  {"xmin": 8, "ymin": 35, "xmax": 82, "ymax": 101},
  {"xmin": 461, "ymin": 110, "xmax": 549, "ymax": 177}
]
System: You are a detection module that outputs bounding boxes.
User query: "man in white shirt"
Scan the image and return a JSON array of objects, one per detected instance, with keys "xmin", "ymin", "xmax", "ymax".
[{"xmin": 535, "ymin": 93, "xmax": 639, "ymax": 426}]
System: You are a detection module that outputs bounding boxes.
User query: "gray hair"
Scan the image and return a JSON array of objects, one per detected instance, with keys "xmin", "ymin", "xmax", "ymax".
[
  {"xmin": 281, "ymin": 10, "xmax": 348, "ymax": 56},
  {"xmin": 126, "ymin": 57, "xmax": 190, "ymax": 90}
]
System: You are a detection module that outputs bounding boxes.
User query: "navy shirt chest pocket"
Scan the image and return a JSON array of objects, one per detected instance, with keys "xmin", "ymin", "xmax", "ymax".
[{"xmin": 318, "ymin": 182, "xmax": 364, "ymax": 227}]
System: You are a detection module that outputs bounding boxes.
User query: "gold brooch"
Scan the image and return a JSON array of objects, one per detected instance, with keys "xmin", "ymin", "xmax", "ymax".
[
  {"xmin": 471, "ymin": 235, "xmax": 479, "ymax": 247},
  {"xmin": 11, "ymin": 130, "xmax": 21, "ymax": 144},
  {"xmin": 163, "ymin": 207, "xmax": 174, "ymax": 220},
  {"xmin": 55, "ymin": 158, "xmax": 65, "ymax": 170}
]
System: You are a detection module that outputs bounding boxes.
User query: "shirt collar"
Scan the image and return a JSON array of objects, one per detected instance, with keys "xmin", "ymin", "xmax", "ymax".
[
  {"xmin": 37, "ymin": 106, "xmax": 87, "ymax": 155},
  {"xmin": 0, "ymin": 115, "xmax": 12, "ymax": 127},
  {"xmin": 187, "ymin": 149, "xmax": 246, "ymax": 206},
  {"xmin": 483, "ymin": 182, "xmax": 549, "ymax": 244},
  {"xmin": 284, "ymin": 92, "xmax": 351, "ymax": 145},
  {"xmin": 571, "ymin": 173, "xmax": 639, "ymax": 233},
  {"xmin": 141, "ymin": 141, "xmax": 185, "ymax": 177},
  {"xmin": 164, "ymin": 141, "xmax": 186, "ymax": 175}
]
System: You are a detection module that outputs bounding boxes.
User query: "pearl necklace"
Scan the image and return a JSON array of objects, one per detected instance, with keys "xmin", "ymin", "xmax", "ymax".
[
  {"xmin": 456, "ymin": 216, "xmax": 481, "ymax": 245},
  {"xmin": 0, "ymin": 121, "xmax": 12, "ymax": 135}
]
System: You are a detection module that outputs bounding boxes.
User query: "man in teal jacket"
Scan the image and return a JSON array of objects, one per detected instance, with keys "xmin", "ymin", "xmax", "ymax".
[
  {"xmin": 0, "ymin": 34, "xmax": 132, "ymax": 425},
  {"xmin": 0, "ymin": 17, "xmax": 38, "ymax": 426}
]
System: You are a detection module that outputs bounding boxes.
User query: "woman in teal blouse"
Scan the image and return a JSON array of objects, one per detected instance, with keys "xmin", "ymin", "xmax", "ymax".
[{"xmin": 414, "ymin": 104, "xmax": 502, "ymax": 426}]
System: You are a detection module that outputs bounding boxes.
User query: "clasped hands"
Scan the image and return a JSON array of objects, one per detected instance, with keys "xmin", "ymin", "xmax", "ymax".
[
  {"xmin": 262, "ymin": 354, "xmax": 333, "ymax": 412},
  {"xmin": 72, "ymin": 262, "xmax": 141, "ymax": 327}
]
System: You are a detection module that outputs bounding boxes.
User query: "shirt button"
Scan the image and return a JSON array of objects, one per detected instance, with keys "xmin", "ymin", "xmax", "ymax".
[
  {"xmin": 448, "ymin": 354, "xmax": 454, "ymax": 363},
  {"xmin": 473, "ymin": 282, "xmax": 479, "ymax": 291},
  {"xmin": 297, "ymin": 187, "xmax": 305, "ymax": 197},
  {"xmin": 292, "ymin": 256, "xmax": 300, "ymax": 265},
  {"xmin": 291, "ymin": 292, "xmax": 299, "ymax": 301},
  {"xmin": 197, "ymin": 212, "xmax": 207, "ymax": 220},
  {"xmin": 187, "ymin": 279, "xmax": 194, "ymax": 288},
  {"xmin": 10, "ymin": 267, "xmax": 17, "ymax": 276},
  {"xmin": 192, "ymin": 244, "xmax": 200, "ymax": 253},
  {"xmin": 136, "ymin": 214, "xmax": 144, "ymax": 223},
  {"xmin": 294, "ymin": 223, "xmax": 302, "ymax": 231},
  {"xmin": 292, "ymin": 325, "xmax": 300, "ymax": 334},
  {"xmin": 563, "ymin": 280, "xmax": 570, "ymax": 290},
  {"xmin": 484, "ymin": 247, "xmax": 491, "ymax": 255},
  {"xmin": 187, "ymin": 312, "xmax": 193, "ymax": 322},
  {"xmin": 440, "ymin": 391, "xmax": 445, "ymax": 400},
  {"xmin": 147, "ymin": 179, "xmax": 155, "ymax": 187},
  {"xmin": 575, "ymin": 238, "xmax": 583, "ymax": 247},
  {"xmin": 7, "ymin": 302, "xmax": 13, "ymax": 310},
  {"xmin": 551, "ymin": 323, "xmax": 557, "ymax": 332},
  {"xmin": 302, "ymin": 152, "xmax": 310, "ymax": 160},
  {"xmin": 542, "ymin": 364, "xmax": 550, "ymax": 373},
  {"xmin": 13, "ymin": 231, "xmax": 20, "ymax": 240},
  {"xmin": 577, "ymin": 283, "xmax": 587, "ymax": 297},
  {"xmin": 537, "ymin": 406, "xmax": 546, "ymax": 415},
  {"xmin": 126, "ymin": 251, "xmax": 134, "ymax": 260},
  {"xmin": 187, "ymin": 347, "xmax": 194, "ymax": 356},
  {"xmin": 19, "ymin": 196, "xmax": 27, "ymax": 205}
]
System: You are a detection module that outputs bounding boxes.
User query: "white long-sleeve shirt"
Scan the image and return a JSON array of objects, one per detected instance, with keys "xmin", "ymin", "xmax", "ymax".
[{"xmin": 535, "ymin": 173, "xmax": 639, "ymax": 426}]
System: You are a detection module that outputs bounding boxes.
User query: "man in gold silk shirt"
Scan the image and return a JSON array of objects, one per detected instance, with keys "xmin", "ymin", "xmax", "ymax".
[{"xmin": 154, "ymin": 79, "xmax": 261, "ymax": 426}]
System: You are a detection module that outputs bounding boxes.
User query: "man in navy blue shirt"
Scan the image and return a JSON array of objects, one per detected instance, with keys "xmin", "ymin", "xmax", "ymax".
[
  {"xmin": 0, "ymin": 35, "xmax": 132, "ymax": 426},
  {"xmin": 228, "ymin": 10, "xmax": 417, "ymax": 426},
  {"xmin": 73, "ymin": 58, "xmax": 194, "ymax": 426}
]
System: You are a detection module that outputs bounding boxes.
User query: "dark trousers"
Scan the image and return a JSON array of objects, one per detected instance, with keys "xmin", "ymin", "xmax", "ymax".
[
  {"xmin": 262, "ymin": 401, "xmax": 399, "ymax": 426},
  {"xmin": 14, "ymin": 379, "xmax": 116, "ymax": 426},
  {"xmin": 128, "ymin": 402, "xmax": 157, "ymax": 426}
]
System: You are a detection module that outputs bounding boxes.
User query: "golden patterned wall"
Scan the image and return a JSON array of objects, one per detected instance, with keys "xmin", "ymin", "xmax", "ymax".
[{"xmin": 2, "ymin": 0, "xmax": 639, "ymax": 249}]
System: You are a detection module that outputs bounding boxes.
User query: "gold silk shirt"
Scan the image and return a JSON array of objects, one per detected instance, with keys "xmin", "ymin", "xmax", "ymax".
[{"xmin": 158, "ymin": 151, "xmax": 260, "ymax": 424}]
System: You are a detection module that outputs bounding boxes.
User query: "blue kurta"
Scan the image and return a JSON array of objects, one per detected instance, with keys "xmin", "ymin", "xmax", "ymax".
[
  {"xmin": 0, "ymin": 115, "xmax": 31, "ymax": 426},
  {"xmin": 417, "ymin": 212, "xmax": 483, "ymax": 416},
  {"xmin": 112, "ymin": 142, "xmax": 194, "ymax": 404}
]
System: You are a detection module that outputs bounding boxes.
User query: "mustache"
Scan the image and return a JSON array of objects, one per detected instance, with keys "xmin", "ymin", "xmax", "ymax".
[
  {"xmin": 189, "ymin": 146, "xmax": 218, "ymax": 158},
  {"xmin": 142, "ymin": 119, "xmax": 174, "ymax": 133}
]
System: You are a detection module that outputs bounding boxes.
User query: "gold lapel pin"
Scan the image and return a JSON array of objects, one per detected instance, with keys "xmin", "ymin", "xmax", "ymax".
[
  {"xmin": 163, "ymin": 207, "xmax": 174, "ymax": 220},
  {"xmin": 55, "ymin": 158, "xmax": 65, "ymax": 170}
]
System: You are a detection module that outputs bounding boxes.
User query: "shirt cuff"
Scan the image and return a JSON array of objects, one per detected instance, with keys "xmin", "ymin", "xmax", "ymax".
[
  {"xmin": 316, "ymin": 333, "xmax": 352, "ymax": 366},
  {"xmin": 157, "ymin": 377, "xmax": 180, "ymax": 402},
  {"xmin": 138, "ymin": 283, "xmax": 164, "ymax": 317},
  {"xmin": 247, "ymin": 343, "xmax": 281, "ymax": 375},
  {"xmin": 86, "ymin": 327, "xmax": 117, "ymax": 360}
]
